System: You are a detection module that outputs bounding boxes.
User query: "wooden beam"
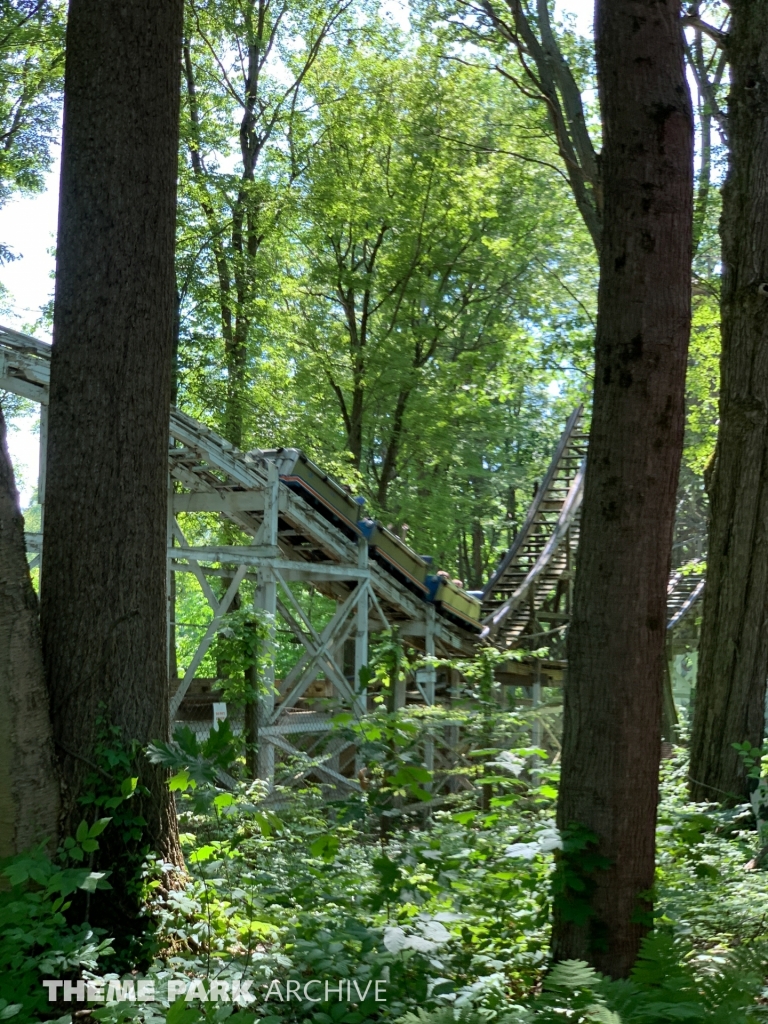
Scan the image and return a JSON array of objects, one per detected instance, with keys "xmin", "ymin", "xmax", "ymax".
[{"xmin": 173, "ymin": 491, "xmax": 267, "ymax": 513}]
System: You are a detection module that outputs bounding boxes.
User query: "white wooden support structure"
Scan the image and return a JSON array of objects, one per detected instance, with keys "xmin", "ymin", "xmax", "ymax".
[
  {"xmin": 255, "ymin": 461, "xmax": 279, "ymax": 783},
  {"xmin": 425, "ymin": 606, "xmax": 436, "ymax": 773},
  {"xmin": 0, "ymin": 324, "xmax": 479, "ymax": 799},
  {"xmin": 354, "ymin": 538, "xmax": 369, "ymax": 716},
  {"xmin": 161, "ymin": 413, "xmax": 472, "ymax": 793}
]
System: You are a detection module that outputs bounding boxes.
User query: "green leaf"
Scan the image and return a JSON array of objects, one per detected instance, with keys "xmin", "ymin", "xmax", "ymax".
[
  {"xmin": 75, "ymin": 820, "xmax": 89, "ymax": 842},
  {"xmin": 310, "ymin": 833, "xmax": 340, "ymax": 862},
  {"xmin": 121, "ymin": 776, "xmax": 139, "ymax": 797},
  {"xmin": 88, "ymin": 817, "xmax": 112, "ymax": 837},
  {"xmin": 169, "ymin": 770, "xmax": 194, "ymax": 792},
  {"xmin": 452, "ymin": 811, "xmax": 477, "ymax": 824},
  {"xmin": 165, "ymin": 999, "xmax": 204, "ymax": 1024},
  {"xmin": 189, "ymin": 844, "xmax": 217, "ymax": 864},
  {"xmin": 409, "ymin": 786, "xmax": 432, "ymax": 802}
]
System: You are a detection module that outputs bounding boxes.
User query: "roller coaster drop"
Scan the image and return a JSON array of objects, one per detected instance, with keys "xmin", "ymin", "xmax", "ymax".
[{"xmin": 0, "ymin": 325, "xmax": 704, "ymax": 792}]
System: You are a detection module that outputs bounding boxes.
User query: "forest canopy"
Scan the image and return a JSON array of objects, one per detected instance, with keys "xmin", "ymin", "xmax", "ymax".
[{"xmin": 173, "ymin": 9, "xmax": 598, "ymax": 582}]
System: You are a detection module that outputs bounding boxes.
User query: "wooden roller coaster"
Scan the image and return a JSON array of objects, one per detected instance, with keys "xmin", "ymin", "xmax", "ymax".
[
  {"xmin": 481, "ymin": 405, "xmax": 705, "ymax": 652},
  {"xmin": 0, "ymin": 324, "xmax": 705, "ymax": 792}
]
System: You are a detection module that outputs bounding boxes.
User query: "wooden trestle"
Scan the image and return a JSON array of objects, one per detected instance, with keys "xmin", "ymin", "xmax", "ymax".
[
  {"xmin": 481, "ymin": 406, "xmax": 588, "ymax": 648},
  {"xmin": 0, "ymin": 324, "xmax": 706, "ymax": 792},
  {"xmin": 0, "ymin": 324, "xmax": 476, "ymax": 794},
  {"xmin": 480, "ymin": 404, "xmax": 705, "ymax": 659}
]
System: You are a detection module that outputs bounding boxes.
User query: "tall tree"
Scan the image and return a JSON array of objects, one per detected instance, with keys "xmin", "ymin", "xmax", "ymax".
[
  {"xmin": 0, "ymin": 405, "xmax": 58, "ymax": 857},
  {"xmin": 291, "ymin": 35, "xmax": 594, "ymax": 535},
  {"xmin": 179, "ymin": 0, "xmax": 352, "ymax": 448},
  {"xmin": 553, "ymin": 0, "xmax": 693, "ymax": 978},
  {"xmin": 689, "ymin": 2, "xmax": 768, "ymax": 801},
  {"xmin": 467, "ymin": 0, "xmax": 603, "ymax": 250},
  {"xmin": 40, "ymin": 0, "xmax": 184, "ymax": 919}
]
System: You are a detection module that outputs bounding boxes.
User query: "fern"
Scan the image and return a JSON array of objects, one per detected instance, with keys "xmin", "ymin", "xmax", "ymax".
[
  {"xmin": 605, "ymin": 932, "xmax": 768, "ymax": 1024},
  {"xmin": 545, "ymin": 959, "xmax": 603, "ymax": 992},
  {"xmin": 397, "ymin": 935, "xmax": 768, "ymax": 1024},
  {"xmin": 397, "ymin": 1005, "xmax": 528, "ymax": 1024},
  {"xmin": 533, "ymin": 959, "xmax": 620, "ymax": 1023}
]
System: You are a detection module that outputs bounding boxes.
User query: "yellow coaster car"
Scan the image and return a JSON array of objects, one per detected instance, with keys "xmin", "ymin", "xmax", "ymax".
[
  {"xmin": 258, "ymin": 447, "xmax": 365, "ymax": 541},
  {"xmin": 357, "ymin": 519, "xmax": 429, "ymax": 596},
  {"xmin": 426, "ymin": 575, "xmax": 482, "ymax": 633}
]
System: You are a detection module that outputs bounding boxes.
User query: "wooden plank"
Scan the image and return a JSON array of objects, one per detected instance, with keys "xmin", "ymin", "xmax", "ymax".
[{"xmin": 173, "ymin": 491, "xmax": 267, "ymax": 513}]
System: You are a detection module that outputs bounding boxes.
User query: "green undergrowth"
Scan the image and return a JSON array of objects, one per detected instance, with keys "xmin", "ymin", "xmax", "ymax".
[{"xmin": 5, "ymin": 739, "xmax": 768, "ymax": 1023}]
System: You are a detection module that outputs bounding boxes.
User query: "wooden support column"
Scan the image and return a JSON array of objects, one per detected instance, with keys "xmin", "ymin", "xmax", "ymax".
[
  {"xmin": 446, "ymin": 666, "xmax": 461, "ymax": 793},
  {"xmin": 354, "ymin": 537, "xmax": 369, "ymax": 717},
  {"xmin": 423, "ymin": 605, "xmax": 436, "ymax": 775},
  {"xmin": 532, "ymin": 658, "xmax": 542, "ymax": 748},
  {"xmin": 255, "ymin": 462, "xmax": 279, "ymax": 786}
]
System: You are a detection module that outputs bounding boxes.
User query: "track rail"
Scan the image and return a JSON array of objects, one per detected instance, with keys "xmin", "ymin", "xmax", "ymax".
[
  {"xmin": 480, "ymin": 407, "xmax": 705, "ymax": 648},
  {"xmin": 0, "ymin": 326, "xmax": 707, "ymax": 658},
  {"xmin": 481, "ymin": 407, "xmax": 587, "ymax": 647},
  {"xmin": 667, "ymin": 561, "xmax": 706, "ymax": 630}
]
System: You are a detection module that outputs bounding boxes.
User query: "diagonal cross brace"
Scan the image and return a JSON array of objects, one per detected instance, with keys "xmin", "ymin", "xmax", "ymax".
[
  {"xmin": 272, "ymin": 580, "xmax": 367, "ymax": 720},
  {"xmin": 173, "ymin": 522, "xmax": 219, "ymax": 610},
  {"xmin": 275, "ymin": 597, "xmax": 356, "ymax": 706},
  {"xmin": 169, "ymin": 563, "xmax": 248, "ymax": 719},
  {"xmin": 274, "ymin": 570, "xmax": 363, "ymax": 704},
  {"xmin": 268, "ymin": 734, "xmax": 361, "ymax": 791}
]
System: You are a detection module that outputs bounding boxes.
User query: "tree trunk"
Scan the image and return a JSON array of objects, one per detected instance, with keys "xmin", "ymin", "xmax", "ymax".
[
  {"xmin": 376, "ymin": 389, "xmax": 409, "ymax": 509},
  {"xmin": 0, "ymin": 405, "xmax": 59, "ymax": 857},
  {"xmin": 553, "ymin": 0, "xmax": 693, "ymax": 979},
  {"xmin": 41, "ymin": 0, "xmax": 184, "ymax": 877},
  {"xmin": 689, "ymin": 3, "xmax": 768, "ymax": 804},
  {"xmin": 471, "ymin": 519, "xmax": 484, "ymax": 589}
]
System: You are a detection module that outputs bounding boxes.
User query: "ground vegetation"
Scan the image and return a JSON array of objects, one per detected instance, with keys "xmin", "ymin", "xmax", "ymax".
[{"xmin": 2, "ymin": 0, "xmax": 768, "ymax": 1017}]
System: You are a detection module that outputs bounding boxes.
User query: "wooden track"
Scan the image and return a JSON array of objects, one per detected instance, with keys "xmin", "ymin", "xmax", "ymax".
[
  {"xmin": 667, "ymin": 561, "xmax": 705, "ymax": 630},
  {"xmin": 481, "ymin": 407, "xmax": 587, "ymax": 647},
  {"xmin": 481, "ymin": 407, "xmax": 705, "ymax": 648},
  {"xmin": 0, "ymin": 324, "xmax": 707, "ymax": 661}
]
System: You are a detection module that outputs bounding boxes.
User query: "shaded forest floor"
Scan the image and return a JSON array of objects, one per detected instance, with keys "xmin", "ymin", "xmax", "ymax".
[{"xmin": 7, "ymin": 740, "xmax": 768, "ymax": 1024}]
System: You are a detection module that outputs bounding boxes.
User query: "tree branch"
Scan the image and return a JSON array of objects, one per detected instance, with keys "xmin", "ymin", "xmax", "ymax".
[{"xmin": 682, "ymin": 14, "xmax": 728, "ymax": 48}]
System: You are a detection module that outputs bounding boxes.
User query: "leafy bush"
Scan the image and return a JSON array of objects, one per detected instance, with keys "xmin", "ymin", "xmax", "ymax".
[
  {"xmin": 0, "ymin": 837, "xmax": 113, "ymax": 1019},
  {"xmin": 397, "ymin": 932, "xmax": 768, "ymax": 1023},
  {"xmin": 11, "ymin": 712, "xmax": 768, "ymax": 1023}
]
